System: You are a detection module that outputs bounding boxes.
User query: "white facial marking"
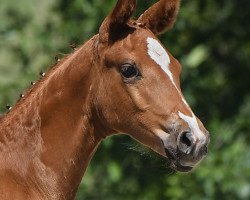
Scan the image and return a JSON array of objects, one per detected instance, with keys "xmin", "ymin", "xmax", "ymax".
[
  {"xmin": 147, "ymin": 37, "xmax": 173, "ymax": 82},
  {"xmin": 147, "ymin": 37, "xmax": 206, "ymax": 142},
  {"xmin": 178, "ymin": 112, "xmax": 206, "ymax": 143},
  {"xmin": 147, "ymin": 37, "xmax": 186, "ymax": 103},
  {"xmin": 155, "ymin": 129, "xmax": 170, "ymax": 147}
]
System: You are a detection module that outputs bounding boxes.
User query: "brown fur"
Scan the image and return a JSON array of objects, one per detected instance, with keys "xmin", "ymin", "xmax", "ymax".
[
  {"xmin": 99, "ymin": 0, "xmax": 136, "ymax": 43},
  {"xmin": 138, "ymin": 0, "xmax": 181, "ymax": 34},
  {"xmin": 0, "ymin": 1, "xmax": 209, "ymax": 199}
]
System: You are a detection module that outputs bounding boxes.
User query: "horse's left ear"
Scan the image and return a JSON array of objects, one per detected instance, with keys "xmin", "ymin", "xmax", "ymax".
[
  {"xmin": 137, "ymin": 0, "xmax": 180, "ymax": 35},
  {"xmin": 99, "ymin": 0, "xmax": 136, "ymax": 43}
]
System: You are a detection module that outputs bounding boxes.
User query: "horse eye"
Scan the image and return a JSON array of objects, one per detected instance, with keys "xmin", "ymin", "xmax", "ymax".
[{"xmin": 120, "ymin": 63, "xmax": 140, "ymax": 79}]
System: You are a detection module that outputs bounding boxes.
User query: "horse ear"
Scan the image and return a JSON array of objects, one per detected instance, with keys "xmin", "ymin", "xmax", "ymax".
[
  {"xmin": 137, "ymin": 0, "xmax": 180, "ymax": 35},
  {"xmin": 99, "ymin": 0, "xmax": 136, "ymax": 43}
]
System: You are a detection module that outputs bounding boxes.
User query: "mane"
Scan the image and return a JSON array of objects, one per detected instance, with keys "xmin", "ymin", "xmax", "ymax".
[{"xmin": 0, "ymin": 35, "xmax": 97, "ymax": 120}]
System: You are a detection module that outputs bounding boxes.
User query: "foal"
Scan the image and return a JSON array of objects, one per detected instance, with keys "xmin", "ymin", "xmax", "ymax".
[{"xmin": 0, "ymin": 0, "xmax": 209, "ymax": 199}]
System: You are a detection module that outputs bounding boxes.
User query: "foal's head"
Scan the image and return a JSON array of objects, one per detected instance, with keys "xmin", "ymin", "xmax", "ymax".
[{"xmin": 91, "ymin": 0, "xmax": 210, "ymax": 172}]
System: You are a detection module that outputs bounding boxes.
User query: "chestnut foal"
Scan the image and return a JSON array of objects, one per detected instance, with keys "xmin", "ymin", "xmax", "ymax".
[{"xmin": 0, "ymin": 0, "xmax": 210, "ymax": 199}]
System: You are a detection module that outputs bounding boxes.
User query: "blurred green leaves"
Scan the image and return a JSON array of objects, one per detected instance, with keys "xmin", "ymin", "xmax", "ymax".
[{"xmin": 184, "ymin": 45, "xmax": 209, "ymax": 68}]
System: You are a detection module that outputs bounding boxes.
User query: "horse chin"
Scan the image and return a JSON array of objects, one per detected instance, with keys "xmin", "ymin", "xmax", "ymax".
[
  {"xmin": 170, "ymin": 162, "xmax": 193, "ymax": 173},
  {"xmin": 164, "ymin": 147, "xmax": 194, "ymax": 173}
]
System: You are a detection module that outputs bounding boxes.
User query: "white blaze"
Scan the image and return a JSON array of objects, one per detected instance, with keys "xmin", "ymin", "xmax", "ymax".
[
  {"xmin": 146, "ymin": 37, "xmax": 206, "ymax": 142},
  {"xmin": 147, "ymin": 38, "xmax": 189, "ymax": 106},
  {"xmin": 178, "ymin": 112, "xmax": 206, "ymax": 143},
  {"xmin": 147, "ymin": 37, "xmax": 173, "ymax": 83}
]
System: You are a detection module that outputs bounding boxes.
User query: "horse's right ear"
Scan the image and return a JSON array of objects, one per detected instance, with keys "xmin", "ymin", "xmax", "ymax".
[
  {"xmin": 99, "ymin": 0, "xmax": 136, "ymax": 43},
  {"xmin": 138, "ymin": 0, "xmax": 180, "ymax": 35}
]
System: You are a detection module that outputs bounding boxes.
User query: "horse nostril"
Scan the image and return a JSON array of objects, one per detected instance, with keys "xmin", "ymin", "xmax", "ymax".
[
  {"xmin": 180, "ymin": 131, "xmax": 193, "ymax": 147},
  {"xmin": 177, "ymin": 131, "xmax": 195, "ymax": 154}
]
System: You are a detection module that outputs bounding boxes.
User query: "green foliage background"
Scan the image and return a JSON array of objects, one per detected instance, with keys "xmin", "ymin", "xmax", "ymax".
[{"xmin": 0, "ymin": 0, "xmax": 250, "ymax": 199}]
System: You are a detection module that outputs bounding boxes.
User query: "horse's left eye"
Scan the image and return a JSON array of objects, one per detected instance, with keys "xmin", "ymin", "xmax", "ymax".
[{"xmin": 120, "ymin": 63, "xmax": 141, "ymax": 80}]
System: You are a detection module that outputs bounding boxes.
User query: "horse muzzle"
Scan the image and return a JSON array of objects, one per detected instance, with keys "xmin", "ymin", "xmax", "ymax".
[{"xmin": 160, "ymin": 129, "xmax": 210, "ymax": 172}]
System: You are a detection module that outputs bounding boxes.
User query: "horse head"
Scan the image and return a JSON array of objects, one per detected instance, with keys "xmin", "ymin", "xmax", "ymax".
[{"xmin": 90, "ymin": 0, "xmax": 210, "ymax": 172}]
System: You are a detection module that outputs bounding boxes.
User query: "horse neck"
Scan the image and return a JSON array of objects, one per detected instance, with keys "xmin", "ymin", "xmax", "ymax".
[{"xmin": 0, "ymin": 36, "xmax": 104, "ymax": 199}]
